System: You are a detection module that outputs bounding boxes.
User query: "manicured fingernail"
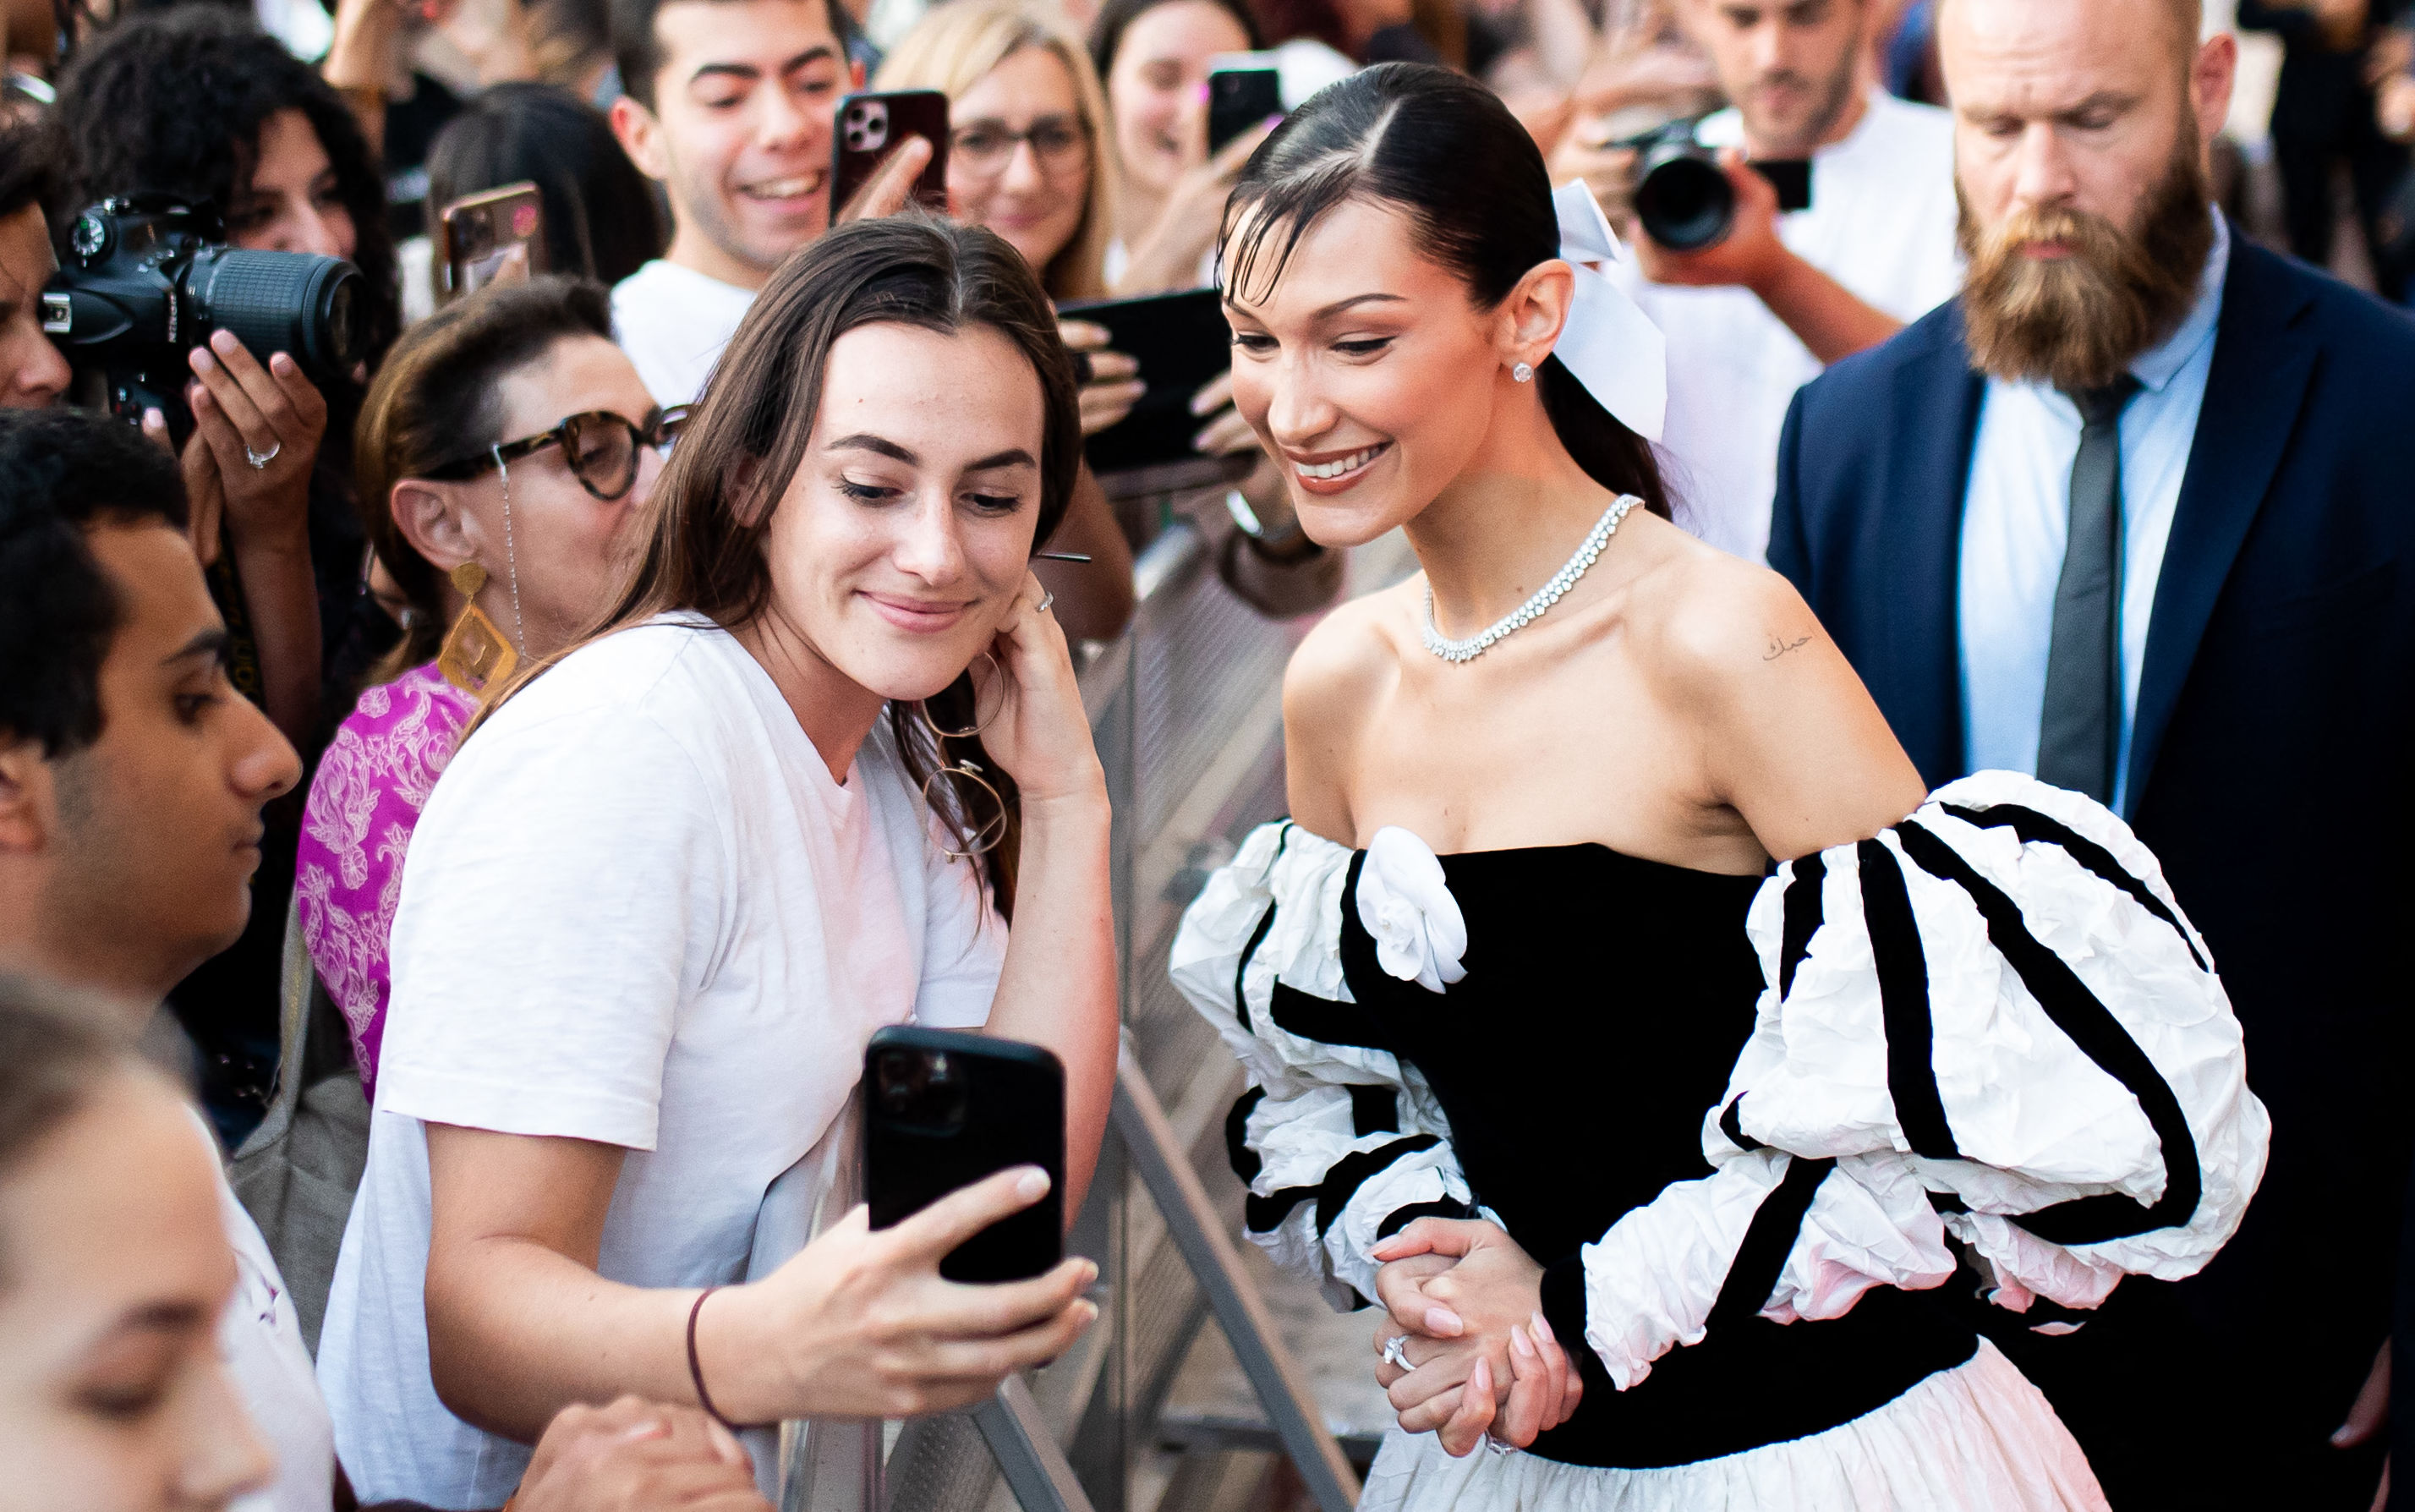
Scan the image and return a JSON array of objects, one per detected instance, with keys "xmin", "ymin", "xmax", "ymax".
[
  {"xmin": 211, "ymin": 329, "xmax": 237, "ymax": 352},
  {"xmin": 1510, "ymin": 1325, "xmax": 1535, "ymax": 1359},
  {"xmin": 1016, "ymin": 1167, "xmax": 1049, "ymax": 1199},
  {"xmin": 1076, "ymin": 1299, "xmax": 1099, "ymax": 1325},
  {"xmin": 1425, "ymin": 1307, "xmax": 1462, "ymax": 1335},
  {"xmin": 1531, "ymin": 1310, "xmax": 1553, "ymax": 1345},
  {"xmin": 1470, "ymin": 1357, "xmax": 1490, "ymax": 1390},
  {"xmin": 2331, "ymin": 1426, "xmax": 2354, "ymax": 1446},
  {"xmin": 189, "ymin": 348, "xmax": 215, "ymax": 374},
  {"xmin": 1192, "ymin": 429, "xmax": 1216, "ymax": 450},
  {"xmin": 271, "ymin": 352, "xmax": 295, "ymax": 375},
  {"xmin": 144, "ymin": 407, "xmax": 164, "ymax": 427},
  {"xmin": 1081, "ymin": 1259, "xmax": 1100, "ymax": 1285}
]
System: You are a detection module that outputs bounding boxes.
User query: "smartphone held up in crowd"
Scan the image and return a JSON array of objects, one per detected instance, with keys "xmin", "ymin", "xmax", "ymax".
[
  {"xmin": 863, "ymin": 1026, "xmax": 1065, "ymax": 1283},
  {"xmin": 833, "ymin": 90, "xmax": 953, "ymax": 215}
]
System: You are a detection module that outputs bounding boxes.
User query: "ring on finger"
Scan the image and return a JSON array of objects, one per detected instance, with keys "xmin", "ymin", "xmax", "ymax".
[
  {"xmin": 244, "ymin": 440, "xmax": 282, "ymax": 470},
  {"xmin": 1035, "ymin": 588, "xmax": 1055, "ymax": 615},
  {"xmin": 1377, "ymin": 1334, "xmax": 1413, "ymax": 1372},
  {"xmin": 1482, "ymin": 1433, "xmax": 1516, "ymax": 1455}
]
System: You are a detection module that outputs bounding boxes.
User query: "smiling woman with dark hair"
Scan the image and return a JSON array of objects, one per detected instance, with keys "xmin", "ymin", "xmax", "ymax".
[{"xmin": 317, "ymin": 216, "xmax": 1120, "ymax": 1507}]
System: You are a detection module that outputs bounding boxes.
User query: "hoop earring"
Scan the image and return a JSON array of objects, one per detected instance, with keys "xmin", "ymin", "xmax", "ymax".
[
  {"xmin": 922, "ymin": 758, "xmax": 1008, "ymax": 859},
  {"xmin": 1511, "ymin": 361, "xmax": 1535, "ymax": 384},
  {"xmin": 918, "ymin": 651, "xmax": 1002, "ymax": 742},
  {"xmin": 435, "ymin": 562, "xmax": 521, "ymax": 694}
]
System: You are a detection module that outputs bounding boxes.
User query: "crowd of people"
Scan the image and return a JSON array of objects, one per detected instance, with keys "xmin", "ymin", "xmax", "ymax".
[{"xmin": 1, "ymin": 0, "xmax": 2412, "ymax": 1509}]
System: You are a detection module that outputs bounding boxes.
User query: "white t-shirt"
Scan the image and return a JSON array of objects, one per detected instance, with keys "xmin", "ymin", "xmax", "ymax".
[
  {"xmin": 611, "ymin": 260, "xmax": 764, "ymax": 407},
  {"xmin": 1610, "ymin": 90, "xmax": 1962, "ymax": 564},
  {"xmin": 202, "ymin": 1118, "xmax": 336, "ymax": 1512},
  {"xmin": 316, "ymin": 615, "xmax": 1005, "ymax": 1508}
]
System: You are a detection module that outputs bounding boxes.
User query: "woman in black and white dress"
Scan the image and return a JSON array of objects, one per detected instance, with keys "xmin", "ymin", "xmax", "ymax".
[{"xmin": 1169, "ymin": 64, "xmax": 2267, "ymax": 1509}]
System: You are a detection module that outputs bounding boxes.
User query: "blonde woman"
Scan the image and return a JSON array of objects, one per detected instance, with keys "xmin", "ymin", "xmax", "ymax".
[{"xmin": 877, "ymin": 0, "xmax": 1138, "ymax": 635}]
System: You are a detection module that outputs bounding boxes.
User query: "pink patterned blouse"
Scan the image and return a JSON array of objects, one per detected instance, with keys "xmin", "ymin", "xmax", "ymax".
[{"xmin": 296, "ymin": 662, "xmax": 478, "ymax": 1099}]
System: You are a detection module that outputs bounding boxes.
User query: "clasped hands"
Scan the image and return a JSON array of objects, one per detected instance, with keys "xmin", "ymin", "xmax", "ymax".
[{"xmin": 1368, "ymin": 1218, "xmax": 1584, "ymax": 1458}]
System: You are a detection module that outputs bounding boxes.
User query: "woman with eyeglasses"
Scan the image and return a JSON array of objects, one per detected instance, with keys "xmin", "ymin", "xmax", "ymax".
[
  {"xmin": 295, "ymin": 276, "xmax": 680, "ymax": 1101},
  {"xmin": 876, "ymin": 1, "xmax": 1140, "ymax": 638},
  {"xmin": 315, "ymin": 216, "xmax": 1114, "ymax": 1508}
]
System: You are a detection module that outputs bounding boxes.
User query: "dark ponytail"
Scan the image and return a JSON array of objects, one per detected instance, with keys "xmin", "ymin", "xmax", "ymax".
[{"xmin": 1220, "ymin": 63, "xmax": 1670, "ymax": 519}]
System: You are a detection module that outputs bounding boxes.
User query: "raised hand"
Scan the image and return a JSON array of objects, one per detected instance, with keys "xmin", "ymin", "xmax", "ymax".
[
  {"xmin": 972, "ymin": 572, "xmax": 1107, "ymax": 808},
  {"xmin": 1058, "ymin": 319, "xmax": 1145, "ymax": 436},
  {"xmin": 704, "ymin": 1165, "xmax": 1100, "ymax": 1422}
]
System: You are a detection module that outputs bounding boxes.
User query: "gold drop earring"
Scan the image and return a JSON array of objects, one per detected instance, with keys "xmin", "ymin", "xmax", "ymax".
[
  {"xmin": 435, "ymin": 561, "xmax": 520, "ymax": 694},
  {"xmin": 434, "ymin": 452, "xmax": 528, "ymax": 696}
]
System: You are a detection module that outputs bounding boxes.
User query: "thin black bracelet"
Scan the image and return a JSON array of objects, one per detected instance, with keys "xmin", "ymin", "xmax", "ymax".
[{"xmin": 687, "ymin": 1285, "xmax": 742, "ymax": 1431}]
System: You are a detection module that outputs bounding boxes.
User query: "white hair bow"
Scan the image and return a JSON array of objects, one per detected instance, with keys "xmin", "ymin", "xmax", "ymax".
[{"xmin": 1547, "ymin": 179, "xmax": 1669, "ymax": 444}]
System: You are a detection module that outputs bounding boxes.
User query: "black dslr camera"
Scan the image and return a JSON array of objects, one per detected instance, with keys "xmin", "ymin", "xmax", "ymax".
[
  {"xmin": 1621, "ymin": 119, "xmax": 1812, "ymax": 253},
  {"xmin": 40, "ymin": 198, "xmax": 367, "ymax": 439}
]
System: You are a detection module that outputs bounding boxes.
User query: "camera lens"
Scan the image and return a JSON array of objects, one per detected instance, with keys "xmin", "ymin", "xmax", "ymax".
[
  {"xmin": 188, "ymin": 247, "xmax": 367, "ymax": 385},
  {"xmin": 1635, "ymin": 150, "xmax": 1734, "ymax": 253}
]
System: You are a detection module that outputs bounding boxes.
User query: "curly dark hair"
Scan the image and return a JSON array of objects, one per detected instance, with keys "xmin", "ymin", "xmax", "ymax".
[
  {"xmin": 50, "ymin": 8, "xmax": 402, "ymax": 373},
  {"xmin": 0, "ymin": 408, "xmax": 189, "ymax": 759}
]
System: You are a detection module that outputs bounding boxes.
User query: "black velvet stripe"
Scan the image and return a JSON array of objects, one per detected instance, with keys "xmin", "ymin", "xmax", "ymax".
[
  {"xmin": 1377, "ymin": 1197, "xmax": 1476, "ymax": 1240},
  {"xmin": 1894, "ymin": 819, "xmax": 2203, "ymax": 1246},
  {"xmin": 1234, "ymin": 903, "xmax": 1279, "ymax": 1036},
  {"xmin": 1228, "ymin": 826, "xmax": 1298, "ymax": 1034},
  {"xmin": 1940, "ymin": 803, "xmax": 2207, "ymax": 972},
  {"xmin": 1268, "ymin": 982, "xmax": 1394, "ymax": 1051},
  {"xmin": 1225, "ymin": 1086, "xmax": 1266, "ymax": 1184},
  {"xmin": 1349, "ymin": 1082, "xmax": 1400, "ymax": 1136},
  {"xmin": 1779, "ymin": 852, "xmax": 1826, "ymax": 999},
  {"xmin": 1244, "ymin": 1184, "xmax": 1317, "ymax": 1234},
  {"xmin": 1858, "ymin": 839, "xmax": 1962, "ymax": 1161},
  {"xmin": 1315, "ymin": 1135, "xmax": 1443, "ymax": 1236},
  {"xmin": 1706, "ymin": 1152, "xmax": 1836, "ymax": 1336},
  {"xmin": 1719, "ymin": 1098, "xmax": 1764, "ymax": 1153}
]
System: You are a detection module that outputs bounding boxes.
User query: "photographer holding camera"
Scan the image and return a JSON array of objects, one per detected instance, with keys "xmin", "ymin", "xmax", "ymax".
[
  {"xmin": 49, "ymin": 8, "xmax": 405, "ymax": 1148},
  {"xmin": 1563, "ymin": 0, "xmax": 1960, "ymax": 563}
]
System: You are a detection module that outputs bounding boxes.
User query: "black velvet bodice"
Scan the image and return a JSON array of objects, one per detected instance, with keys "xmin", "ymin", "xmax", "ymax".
[{"xmin": 1335, "ymin": 844, "xmax": 1976, "ymax": 1469}]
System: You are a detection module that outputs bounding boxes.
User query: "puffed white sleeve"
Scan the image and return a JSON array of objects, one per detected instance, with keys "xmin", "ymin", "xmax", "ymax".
[
  {"xmin": 1169, "ymin": 822, "xmax": 1481, "ymax": 1309},
  {"xmin": 1563, "ymin": 773, "xmax": 2270, "ymax": 1391}
]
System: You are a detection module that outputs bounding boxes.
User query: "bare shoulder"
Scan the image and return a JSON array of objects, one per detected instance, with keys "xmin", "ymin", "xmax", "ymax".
[
  {"xmin": 1624, "ymin": 524, "xmax": 1826, "ymax": 698},
  {"xmin": 1283, "ymin": 579, "xmax": 1413, "ymax": 730}
]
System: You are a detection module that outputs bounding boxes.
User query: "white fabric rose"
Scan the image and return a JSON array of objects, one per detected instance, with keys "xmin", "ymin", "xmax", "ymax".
[{"xmin": 1355, "ymin": 826, "xmax": 1468, "ymax": 994}]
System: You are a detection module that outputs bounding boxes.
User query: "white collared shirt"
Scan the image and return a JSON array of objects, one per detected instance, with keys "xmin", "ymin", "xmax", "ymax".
[
  {"xmin": 1607, "ymin": 90, "xmax": 1964, "ymax": 563},
  {"xmin": 1957, "ymin": 215, "xmax": 2231, "ymax": 814}
]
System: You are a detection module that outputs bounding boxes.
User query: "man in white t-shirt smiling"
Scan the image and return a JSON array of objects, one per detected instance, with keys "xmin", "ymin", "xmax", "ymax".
[
  {"xmin": 607, "ymin": 0, "xmax": 927, "ymax": 405},
  {"xmin": 1600, "ymin": 0, "xmax": 1961, "ymax": 563}
]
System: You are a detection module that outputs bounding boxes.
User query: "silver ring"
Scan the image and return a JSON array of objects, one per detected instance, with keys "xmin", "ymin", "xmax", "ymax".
[
  {"xmin": 1035, "ymin": 588, "xmax": 1055, "ymax": 615},
  {"xmin": 243, "ymin": 439, "xmax": 281, "ymax": 470},
  {"xmin": 1377, "ymin": 1334, "xmax": 1413, "ymax": 1372},
  {"xmin": 1482, "ymin": 1433, "xmax": 1517, "ymax": 1456}
]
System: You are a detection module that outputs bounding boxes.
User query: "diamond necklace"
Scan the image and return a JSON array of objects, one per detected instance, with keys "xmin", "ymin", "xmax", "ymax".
[{"xmin": 1421, "ymin": 495, "xmax": 1640, "ymax": 664}]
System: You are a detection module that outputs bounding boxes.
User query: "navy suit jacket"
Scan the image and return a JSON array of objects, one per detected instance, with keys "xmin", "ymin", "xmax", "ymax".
[{"xmin": 1770, "ymin": 231, "xmax": 2415, "ymax": 1442}]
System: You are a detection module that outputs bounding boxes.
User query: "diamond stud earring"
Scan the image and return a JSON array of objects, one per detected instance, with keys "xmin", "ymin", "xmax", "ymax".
[{"xmin": 1511, "ymin": 361, "xmax": 1534, "ymax": 383}]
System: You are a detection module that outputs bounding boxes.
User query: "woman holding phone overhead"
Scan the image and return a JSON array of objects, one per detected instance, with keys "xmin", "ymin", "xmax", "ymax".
[
  {"xmin": 1171, "ymin": 64, "xmax": 2266, "ymax": 1510},
  {"xmin": 316, "ymin": 216, "xmax": 1119, "ymax": 1508}
]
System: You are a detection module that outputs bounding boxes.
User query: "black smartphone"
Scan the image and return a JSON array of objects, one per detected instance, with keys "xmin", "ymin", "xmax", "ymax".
[
  {"xmin": 862, "ymin": 1026, "xmax": 1064, "ymax": 1284},
  {"xmin": 1754, "ymin": 159, "xmax": 1812, "ymax": 213},
  {"xmin": 1206, "ymin": 63, "xmax": 1283, "ymax": 156},
  {"xmin": 1058, "ymin": 287, "xmax": 1231, "ymax": 475},
  {"xmin": 832, "ymin": 90, "xmax": 952, "ymax": 216}
]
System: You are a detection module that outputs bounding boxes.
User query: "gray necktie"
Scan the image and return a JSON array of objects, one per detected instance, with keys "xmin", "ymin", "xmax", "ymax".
[{"xmin": 2037, "ymin": 376, "xmax": 2144, "ymax": 803}]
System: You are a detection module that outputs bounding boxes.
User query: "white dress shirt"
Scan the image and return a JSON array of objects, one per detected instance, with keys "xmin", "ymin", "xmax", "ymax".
[
  {"xmin": 1607, "ymin": 90, "xmax": 1963, "ymax": 563},
  {"xmin": 1957, "ymin": 215, "xmax": 2230, "ymax": 816}
]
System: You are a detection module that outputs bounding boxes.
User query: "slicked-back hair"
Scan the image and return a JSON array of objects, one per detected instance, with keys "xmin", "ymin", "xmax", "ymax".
[
  {"xmin": 1221, "ymin": 63, "xmax": 1671, "ymax": 519},
  {"xmin": 479, "ymin": 215, "xmax": 1081, "ymax": 911},
  {"xmin": 0, "ymin": 410, "xmax": 189, "ymax": 759},
  {"xmin": 353, "ymin": 277, "xmax": 617, "ymax": 683},
  {"xmin": 611, "ymin": 0, "xmax": 857, "ymax": 111}
]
